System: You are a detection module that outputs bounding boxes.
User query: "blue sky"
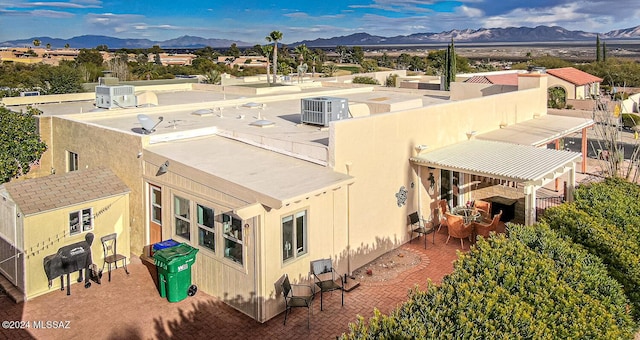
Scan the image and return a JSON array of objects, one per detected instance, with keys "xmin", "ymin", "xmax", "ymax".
[{"xmin": 1, "ymin": 0, "xmax": 639, "ymax": 44}]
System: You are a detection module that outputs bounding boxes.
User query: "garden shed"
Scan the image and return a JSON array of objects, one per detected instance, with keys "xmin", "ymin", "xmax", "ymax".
[{"xmin": 0, "ymin": 167, "xmax": 130, "ymax": 300}]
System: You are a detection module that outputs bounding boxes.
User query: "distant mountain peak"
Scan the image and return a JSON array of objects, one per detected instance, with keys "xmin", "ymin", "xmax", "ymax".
[{"xmin": 1, "ymin": 24, "xmax": 638, "ymax": 49}]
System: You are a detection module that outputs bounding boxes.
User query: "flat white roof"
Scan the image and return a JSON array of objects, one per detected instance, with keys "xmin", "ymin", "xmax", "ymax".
[{"xmin": 146, "ymin": 135, "xmax": 354, "ymax": 208}]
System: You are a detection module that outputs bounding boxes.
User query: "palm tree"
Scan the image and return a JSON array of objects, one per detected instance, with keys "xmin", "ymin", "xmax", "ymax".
[
  {"xmin": 261, "ymin": 45, "xmax": 273, "ymax": 84},
  {"xmin": 265, "ymin": 31, "xmax": 283, "ymax": 85},
  {"xmin": 64, "ymin": 43, "xmax": 70, "ymax": 49}
]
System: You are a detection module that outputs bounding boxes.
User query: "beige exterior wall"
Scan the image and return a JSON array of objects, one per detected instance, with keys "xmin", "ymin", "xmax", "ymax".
[
  {"xmin": 22, "ymin": 194, "xmax": 130, "ymax": 300},
  {"xmin": 329, "ymin": 75, "xmax": 548, "ymax": 270},
  {"xmin": 48, "ymin": 117, "xmax": 145, "ymax": 255},
  {"xmin": 142, "ymin": 150, "xmax": 349, "ymax": 322},
  {"xmin": 547, "ymin": 76, "xmax": 576, "ymax": 100},
  {"xmin": 450, "ymin": 82, "xmax": 518, "ymax": 100}
]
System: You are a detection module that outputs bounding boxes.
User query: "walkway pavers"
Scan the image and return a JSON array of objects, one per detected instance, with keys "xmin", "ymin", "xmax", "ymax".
[{"xmin": 0, "ymin": 229, "xmax": 461, "ymax": 340}]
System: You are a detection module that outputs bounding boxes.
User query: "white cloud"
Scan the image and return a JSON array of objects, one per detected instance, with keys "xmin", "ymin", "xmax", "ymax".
[
  {"xmin": 455, "ymin": 5, "xmax": 483, "ymax": 18},
  {"xmin": 4, "ymin": 0, "xmax": 101, "ymax": 9},
  {"xmin": 482, "ymin": 3, "xmax": 585, "ymax": 28}
]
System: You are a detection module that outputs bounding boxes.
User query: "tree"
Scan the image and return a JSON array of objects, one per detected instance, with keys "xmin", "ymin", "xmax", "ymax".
[
  {"xmin": 64, "ymin": 43, "xmax": 70, "ymax": 49},
  {"xmin": 322, "ymin": 62, "xmax": 338, "ymax": 77},
  {"xmin": 227, "ymin": 43, "xmax": 241, "ymax": 58},
  {"xmin": 260, "ymin": 45, "xmax": 273, "ymax": 83},
  {"xmin": 76, "ymin": 48, "xmax": 104, "ymax": 66},
  {"xmin": 602, "ymin": 41, "xmax": 607, "ymax": 62},
  {"xmin": 32, "ymin": 39, "xmax": 41, "ymax": 47},
  {"xmin": 96, "ymin": 44, "xmax": 109, "ymax": 51},
  {"xmin": 443, "ymin": 39, "xmax": 456, "ymax": 90},
  {"xmin": 336, "ymin": 45, "xmax": 349, "ymax": 63},
  {"xmin": 0, "ymin": 107, "xmax": 47, "ymax": 183},
  {"xmin": 596, "ymin": 35, "xmax": 602, "ymax": 62},
  {"xmin": 351, "ymin": 46, "xmax": 364, "ymax": 65},
  {"xmin": 547, "ymin": 86, "xmax": 566, "ymax": 109},
  {"xmin": 41, "ymin": 65, "xmax": 84, "ymax": 94},
  {"xmin": 202, "ymin": 70, "xmax": 222, "ymax": 85},
  {"xmin": 45, "ymin": 43, "xmax": 51, "ymax": 50},
  {"xmin": 265, "ymin": 31, "xmax": 283, "ymax": 85},
  {"xmin": 589, "ymin": 94, "xmax": 640, "ymax": 181}
]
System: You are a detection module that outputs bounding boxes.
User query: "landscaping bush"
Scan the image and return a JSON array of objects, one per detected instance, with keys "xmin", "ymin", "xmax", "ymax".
[
  {"xmin": 542, "ymin": 177, "xmax": 640, "ymax": 320},
  {"xmin": 341, "ymin": 225, "xmax": 635, "ymax": 339},
  {"xmin": 352, "ymin": 76, "xmax": 379, "ymax": 85}
]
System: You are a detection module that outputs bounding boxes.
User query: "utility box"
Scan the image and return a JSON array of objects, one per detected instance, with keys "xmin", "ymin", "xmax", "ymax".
[
  {"xmin": 301, "ymin": 97, "xmax": 349, "ymax": 127},
  {"xmin": 95, "ymin": 85, "xmax": 137, "ymax": 109}
]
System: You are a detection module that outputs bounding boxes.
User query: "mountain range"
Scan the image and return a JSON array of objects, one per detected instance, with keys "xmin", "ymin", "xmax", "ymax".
[{"xmin": 2, "ymin": 25, "xmax": 639, "ymax": 49}]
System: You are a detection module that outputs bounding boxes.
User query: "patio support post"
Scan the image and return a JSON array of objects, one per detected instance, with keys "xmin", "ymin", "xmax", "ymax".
[
  {"xmin": 524, "ymin": 184, "xmax": 536, "ymax": 225},
  {"xmin": 555, "ymin": 139, "xmax": 561, "ymax": 191},
  {"xmin": 581, "ymin": 128, "xmax": 588, "ymax": 173},
  {"xmin": 566, "ymin": 164, "xmax": 576, "ymax": 202}
]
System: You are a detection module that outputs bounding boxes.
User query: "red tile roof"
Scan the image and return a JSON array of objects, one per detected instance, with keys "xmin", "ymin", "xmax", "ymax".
[
  {"xmin": 546, "ymin": 67, "xmax": 603, "ymax": 86},
  {"xmin": 2, "ymin": 167, "xmax": 129, "ymax": 216}
]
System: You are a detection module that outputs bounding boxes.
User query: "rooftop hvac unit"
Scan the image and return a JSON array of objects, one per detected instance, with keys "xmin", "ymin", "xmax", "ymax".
[
  {"xmin": 300, "ymin": 97, "xmax": 349, "ymax": 127},
  {"xmin": 95, "ymin": 85, "xmax": 137, "ymax": 109}
]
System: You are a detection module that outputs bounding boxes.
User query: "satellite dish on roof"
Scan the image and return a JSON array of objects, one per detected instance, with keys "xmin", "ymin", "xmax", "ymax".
[{"xmin": 137, "ymin": 114, "xmax": 164, "ymax": 134}]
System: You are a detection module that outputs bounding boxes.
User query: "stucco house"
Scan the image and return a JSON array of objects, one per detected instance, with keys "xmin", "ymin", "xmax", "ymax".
[
  {"xmin": 546, "ymin": 67, "xmax": 603, "ymax": 100},
  {"xmin": 0, "ymin": 71, "xmax": 593, "ymax": 321}
]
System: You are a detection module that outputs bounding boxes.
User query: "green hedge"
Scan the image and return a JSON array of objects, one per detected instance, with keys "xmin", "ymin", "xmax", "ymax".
[
  {"xmin": 542, "ymin": 178, "xmax": 640, "ymax": 320},
  {"xmin": 341, "ymin": 225, "xmax": 635, "ymax": 339}
]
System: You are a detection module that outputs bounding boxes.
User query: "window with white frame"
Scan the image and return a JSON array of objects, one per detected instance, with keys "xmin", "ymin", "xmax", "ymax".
[
  {"xmin": 67, "ymin": 151, "xmax": 78, "ymax": 172},
  {"xmin": 282, "ymin": 210, "xmax": 307, "ymax": 263},
  {"xmin": 174, "ymin": 195, "xmax": 190, "ymax": 240},
  {"xmin": 151, "ymin": 186, "xmax": 162, "ymax": 224},
  {"xmin": 69, "ymin": 208, "xmax": 93, "ymax": 236},
  {"xmin": 197, "ymin": 204, "xmax": 215, "ymax": 252},
  {"xmin": 222, "ymin": 214, "xmax": 243, "ymax": 264}
]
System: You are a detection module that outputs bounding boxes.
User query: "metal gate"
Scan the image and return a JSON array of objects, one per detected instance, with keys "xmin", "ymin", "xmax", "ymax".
[
  {"xmin": 0, "ymin": 194, "xmax": 22, "ymax": 289},
  {"xmin": 535, "ymin": 195, "xmax": 565, "ymax": 221}
]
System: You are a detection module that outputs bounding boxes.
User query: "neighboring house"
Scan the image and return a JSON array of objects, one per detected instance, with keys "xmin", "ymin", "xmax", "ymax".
[
  {"xmin": 0, "ymin": 168, "xmax": 130, "ymax": 300},
  {"xmin": 546, "ymin": 67, "xmax": 603, "ymax": 100},
  {"xmin": 0, "ymin": 71, "xmax": 592, "ymax": 322},
  {"xmin": 147, "ymin": 53, "xmax": 196, "ymax": 66}
]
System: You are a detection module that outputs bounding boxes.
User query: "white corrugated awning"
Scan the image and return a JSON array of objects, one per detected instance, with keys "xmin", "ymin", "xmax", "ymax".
[
  {"xmin": 410, "ymin": 140, "xmax": 582, "ymax": 186},
  {"xmin": 475, "ymin": 115, "xmax": 594, "ymax": 146}
]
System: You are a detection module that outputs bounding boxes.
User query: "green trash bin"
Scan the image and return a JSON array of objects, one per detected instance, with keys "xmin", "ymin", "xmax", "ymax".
[{"xmin": 153, "ymin": 243, "xmax": 199, "ymax": 302}]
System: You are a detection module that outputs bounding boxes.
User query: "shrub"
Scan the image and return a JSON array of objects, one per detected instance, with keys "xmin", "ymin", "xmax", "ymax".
[
  {"xmin": 341, "ymin": 225, "xmax": 635, "ymax": 339},
  {"xmin": 542, "ymin": 177, "xmax": 640, "ymax": 320},
  {"xmin": 352, "ymin": 76, "xmax": 379, "ymax": 85}
]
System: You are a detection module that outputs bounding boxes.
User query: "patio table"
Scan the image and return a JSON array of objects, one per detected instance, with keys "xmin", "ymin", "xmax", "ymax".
[{"xmin": 452, "ymin": 206, "xmax": 482, "ymax": 225}]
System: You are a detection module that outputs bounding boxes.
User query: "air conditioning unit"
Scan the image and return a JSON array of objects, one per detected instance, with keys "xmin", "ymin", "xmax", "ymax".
[
  {"xmin": 300, "ymin": 97, "xmax": 349, "ymax": 127},
  {"xmin": 95, "ymin": 85, "xmax": 137, "ymax": 109}
]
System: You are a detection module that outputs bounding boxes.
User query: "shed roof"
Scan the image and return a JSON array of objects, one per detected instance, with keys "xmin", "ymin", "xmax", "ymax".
[
  {"xmin": 2, "ymin": 168, "xmax": 129, "ymax": 216},
  {"xmin": 546, "ymin": 67, "xmax": 603, "ymax": 86},
  {"xmin": 410, "ymin": 140, "xmax": 582, "ymax": 185}
]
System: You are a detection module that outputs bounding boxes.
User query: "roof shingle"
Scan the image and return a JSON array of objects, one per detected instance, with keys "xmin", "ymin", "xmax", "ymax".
[{"xmin": 2, "ymin": 168, "xmax": 129, "ymax": 216}]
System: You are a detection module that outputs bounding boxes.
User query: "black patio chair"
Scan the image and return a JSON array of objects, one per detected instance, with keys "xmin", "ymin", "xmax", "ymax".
[
  {"xmin": 100, "ymin": 233, "xmax": 129, "ymax": 282},
  {"xmin": 408, "ymin": 211, "xmax": 435, "ymax": 248},
  {"xmin": 281, "ymin": 274, "xmax": 314, "ymax": 329},
  {"xmin": 310, "ymin": 258, "xmax": 344, "ymax": 311}
]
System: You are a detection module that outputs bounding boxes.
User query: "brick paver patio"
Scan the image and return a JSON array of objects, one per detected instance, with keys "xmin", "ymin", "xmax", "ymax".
[{"xmin": 0, "ymin": 228, "xmax": 463, "ymax": 340}]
